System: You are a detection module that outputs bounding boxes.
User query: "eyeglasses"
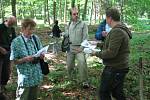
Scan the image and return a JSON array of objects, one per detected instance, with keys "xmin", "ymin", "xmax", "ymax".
[{"xmin": 73, "ymin": 13, "xmax": 78, "ymax": 16}]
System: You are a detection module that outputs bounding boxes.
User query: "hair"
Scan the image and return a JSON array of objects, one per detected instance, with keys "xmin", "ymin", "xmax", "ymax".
[
  {"xmin": 54, "ymin": 20, "xmax": 58, "ymax": 25},
  {"xmin": 69, "ymin": 7, "xmax": 78, "ymax": 15},
  {"xmin": 106, "ymin": 7, "xmax": 120, "ymax": 21},
  {"xmin": 21, "ymin": 19, "xmax": 36, "ymax": 29},
  {"xmin": 8, "ymin": 16, "xmax": 16, "ymax": 22}
]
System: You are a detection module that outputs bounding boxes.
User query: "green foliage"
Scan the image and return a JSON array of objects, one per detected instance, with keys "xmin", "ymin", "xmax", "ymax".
[{"xmin": 125, "ymin": 33, "xmax": 150, "ymax": 99}]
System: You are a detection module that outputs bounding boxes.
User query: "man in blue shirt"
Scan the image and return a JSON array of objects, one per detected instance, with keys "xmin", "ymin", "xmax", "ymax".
[{"xmin": 95, "ymin": 19, "xmax": 111, "ymax": 41}]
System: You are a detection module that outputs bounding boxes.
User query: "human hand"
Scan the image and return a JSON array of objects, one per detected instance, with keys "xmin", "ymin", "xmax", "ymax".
[
  {"xmin": 0, "ymin": 47, "xmax": 7, "ymax": 55},
  {"xmin": 73, "ymin": 48, "xmax": 83, "ymax": 52},
  {"xmin": 102, "ymin": 31, "xmax": 108, "ymax": 37},
  {"xmin": 40, "ymin": 53, "xmax": 45, "ymax": 59},
  {"xmin": 90, "ymin": 51, "xmax": 96, "ymax": 56}
]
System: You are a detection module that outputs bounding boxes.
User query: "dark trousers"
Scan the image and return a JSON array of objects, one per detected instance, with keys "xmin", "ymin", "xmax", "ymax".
[
  {"xmin": 98, "ymin": 67, "xmax": 128, "ymax": 100},
  {"xmin": 0, "ymin": 53, "xmax": 11, "ymax": 86}
]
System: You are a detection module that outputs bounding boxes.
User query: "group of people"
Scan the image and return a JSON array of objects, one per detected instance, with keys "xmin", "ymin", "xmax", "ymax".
[{"xmin": 0, "ymin": 7, "xmax": 132, "ymax": 100}]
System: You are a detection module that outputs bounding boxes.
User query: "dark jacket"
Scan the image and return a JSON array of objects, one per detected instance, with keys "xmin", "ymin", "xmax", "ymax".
[
  {"xmin": 0, "ymin": 22, "xmax": 16, "ymax": 51},
  {"xmin": 52, "ymin": 25, "xmax": 61, "ymax": 38},
  {"xmin": 95, "ymin": 20, "xmax": 106, "ymax": 41},
  {"xmin": 96, "ymin": 23, "xmax": 132, "ymax": 69}
]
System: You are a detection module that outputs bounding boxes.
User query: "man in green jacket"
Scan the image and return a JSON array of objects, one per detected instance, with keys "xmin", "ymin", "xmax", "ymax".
[
  {"xmin": 65, "ymin": 7, "xmax": 89, "ymax": 88},
  {"xmin": 92, "ymin": 8, "xmax": 132, "ymax": 100}
]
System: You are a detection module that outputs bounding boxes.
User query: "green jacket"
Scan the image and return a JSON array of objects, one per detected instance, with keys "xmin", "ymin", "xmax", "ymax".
[{"xmin": 96, "ymin": 23, "xmax": 132, "ymax": 69}]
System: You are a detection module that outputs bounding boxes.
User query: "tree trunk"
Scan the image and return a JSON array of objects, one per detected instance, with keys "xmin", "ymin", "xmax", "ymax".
[
  {"xmin": 53, "ymin": 1, "xmax": 56, "ymax": 23},
  {"xmin": 89, "ymin": 1, "xmax": 93, "ymax": 25},
  {"xmin": 11, "ymin": 0, "xmax": 16, "ymax": 17},
  {"xmin": 94, "ymin": 0, "xmax": 97, "ymax": 23},
  {"xmin": 30, "ymin": 2, "xmax": 34, "ymax": 18},
  {"xmin": 47, "ymin": 0, "xmax": 50, "ymax": 26},
  {"xmin": 82, "ymin": 0, "xmax": 88, "ymax": 20},
  {"xmin": 139, "ymin": 57, "xmax": 144, "ymax": 100},
  {"xmin": 0, "ymin": 0, "xmax": 4, "ymax": 21},
  {"xmin": 59, "ymin": 0, "xmax": 62, "ymax": 21},
  {"xmin": 44, "ymin": 0, "xmax": 47, "ymax": 23},
  {"xmin": 77, "ymin": 3, "xmax": 80, "ymax": 19},
  {"xmin": 71, "ymin": 0, "xmax": 75, "ymax": 8},
  {"xmin": 63, "ymin": 0, "xmax": 67, "ymax": 23},
  {"xmin": 119, "ymin": 0, "xmax": 124, "ymax": 21}
]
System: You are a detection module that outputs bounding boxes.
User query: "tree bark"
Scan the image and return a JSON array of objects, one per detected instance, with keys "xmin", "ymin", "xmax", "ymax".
[
  {"xmin": 11, "ymin": 0, "xmax": 16, "ymax": 17},
  {"xmin": 82, "ymin": 0, "xmax": 88, "ymax": 20},
  {"xmin": 63, "ymin": 0, "xmax": 67, "ymax": 23},
  {"xmin": 53, "ymin": 1, "xmax": 56, "ymax": 23}
]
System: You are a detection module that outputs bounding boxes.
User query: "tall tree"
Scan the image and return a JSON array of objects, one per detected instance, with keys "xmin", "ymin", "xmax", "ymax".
[
  {"xmin": 47, "ymin": 0, "xmax": 50, "ymax": 25},
  {"xmin": 44, "ymin": 0, "xmax": 47, "ymax": 23},
  {"xmin": 82, "ymin": 0, "xmax": 88, "ymax": 20},
  {"xmin": 53, "ymin": 0, "xmax": 56, "ymax": 22},
  {"xmin": 59, "ymin": 0, "xmax": 62, "ymax": 21},
  {"xmin": 63, "ymin": 0, "xmax": 67, "ymax": 23},
  {"xmin": 0, "ymin": 0, "xmax": 5, "ymax": 21},
  {"xmin": 89, "ymin": 1, "xmax": 93, "ymax": 25},
  {"xmin": 71, "ymin": 0, "xmax": 75, "ymax": 8},
  {"xmin": 11, "ymin": 0, "xmax": 16, "ymax": 17}
]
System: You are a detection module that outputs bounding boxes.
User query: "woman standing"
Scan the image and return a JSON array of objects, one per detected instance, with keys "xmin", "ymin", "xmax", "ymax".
[{"xmin": 10, "ymin": 19, "xmax": 43, "ymax": 100}]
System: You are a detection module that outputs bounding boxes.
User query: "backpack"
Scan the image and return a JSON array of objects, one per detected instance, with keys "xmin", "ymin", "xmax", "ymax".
[{"xmin": 61, "ymin": 35, "xmax": 70, "ymax": 52}]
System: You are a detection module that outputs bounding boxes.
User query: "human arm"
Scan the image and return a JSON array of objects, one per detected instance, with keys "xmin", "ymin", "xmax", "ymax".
[
  {"xmin": 93, "ymin": 29, "xmax": 124, "ymax": 59},
  {"xmin": 0, "ymin": 46, "xmax": 7, "ymax": 55}
]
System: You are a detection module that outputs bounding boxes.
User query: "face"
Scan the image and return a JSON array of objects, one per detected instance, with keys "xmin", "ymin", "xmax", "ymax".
[
  {"xmin": 23, "ymin": 26, "xmax": 35, "ymax": 36},
  {"xmin": 106, "ymin": 16, "xmax": 112, "ymax": 27},
  {"xmin": 71, "ymin": 9, "xmax": 78, "ymax": 21}
]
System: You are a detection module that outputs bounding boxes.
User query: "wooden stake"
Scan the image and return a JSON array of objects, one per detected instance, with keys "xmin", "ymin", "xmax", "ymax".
[{"xmin": 139, "ymin": 57, "xmax": 144, "ymax": 100}]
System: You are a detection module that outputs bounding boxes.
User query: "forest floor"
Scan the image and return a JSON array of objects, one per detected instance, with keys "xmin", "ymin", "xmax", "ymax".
[
  {"xmin": 1, "ymin": 28, "xmax": 150, "ymax": 100},
  {"xmin": 1, "ymin": 31, "xmax": 103, "ymax": 100}
]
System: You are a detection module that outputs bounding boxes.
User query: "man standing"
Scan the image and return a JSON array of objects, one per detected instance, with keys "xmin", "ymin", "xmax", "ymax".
[
  {"xmin": 52, "ymin": 20, "xmax": 61, "ymax": 54},
  {"xmin": 66, "ymin": 7, "xmax": 89, "ymax": 88},
  {"xmin": 92, "ymin": 8, "xmax": 132, "ymax": 100},
  {"xmin": 0, "ymin": 16, "xmax": 16, "ymax": 93}
]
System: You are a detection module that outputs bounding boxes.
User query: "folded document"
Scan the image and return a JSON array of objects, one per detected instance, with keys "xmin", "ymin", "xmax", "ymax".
[{"xmin": 33, "ymin": 45, "xmax": 49, "ymax": 57}]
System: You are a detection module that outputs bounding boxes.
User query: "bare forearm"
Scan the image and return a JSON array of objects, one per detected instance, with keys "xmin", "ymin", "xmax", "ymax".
[
  {"xmin": 14, "ymin": 56, "xmax": 34, "ymax": 64},
  {"xmin": 14, "ymin": 57, "xmax": 26, "ymax": 64}
]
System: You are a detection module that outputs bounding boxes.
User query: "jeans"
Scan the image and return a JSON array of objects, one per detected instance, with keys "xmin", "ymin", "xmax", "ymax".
[{"xmin": 98, "ymin": 67, "xmax": 128, "ymax": 100}]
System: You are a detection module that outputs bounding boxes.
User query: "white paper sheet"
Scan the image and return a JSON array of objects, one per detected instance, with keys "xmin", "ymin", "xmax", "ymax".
[
  {"xmin": 81, "ymin": 40, "xmax": 101, "ymax": 54},
  {"xmin": 33, "ymin": 45, "xmax": 49, "ymax": 57}
]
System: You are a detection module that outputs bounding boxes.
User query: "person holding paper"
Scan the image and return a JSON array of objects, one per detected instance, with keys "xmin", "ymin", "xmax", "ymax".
[
  {"xmin": 10, "ymin": 19, "xmax": 43, "ymax": 100},
  {"xmin": 65, "ymin": 7, "xmax": 89, "ymax": 88},
  {"xmin": 92, "ymin": 8, "xmax": 132, "ymax": 100},
  {"xmin": 95, "ymin": 19, "xmax": 111, "ymax": 41}
]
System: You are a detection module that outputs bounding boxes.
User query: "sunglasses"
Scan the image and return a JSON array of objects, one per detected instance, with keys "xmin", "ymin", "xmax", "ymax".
[{"xmin": 73, "ymin": 13, "xmax": 78, "ymax": 16}]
